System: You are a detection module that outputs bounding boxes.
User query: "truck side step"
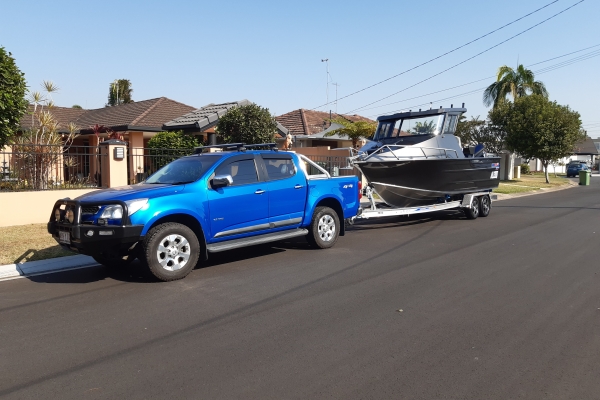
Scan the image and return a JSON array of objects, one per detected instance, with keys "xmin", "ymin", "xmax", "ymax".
[{"xmin": 207, "ymin": 229, "xmax": 309, "ymax": 253}]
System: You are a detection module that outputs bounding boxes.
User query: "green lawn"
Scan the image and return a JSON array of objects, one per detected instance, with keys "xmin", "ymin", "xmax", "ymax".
[
  {"xmin": 0, "ymin": 224, "xmax": 75, "ymax": 265},
  {"xmin": 494, "ymin": 172, "xmax": 571, "ymax": 194}
]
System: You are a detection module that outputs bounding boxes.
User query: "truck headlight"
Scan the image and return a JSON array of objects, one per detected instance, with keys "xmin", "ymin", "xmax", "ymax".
[
  {"xmin": 100, "ymin": 205, "xmax": 123, "ymax": 219},
  {"xmin": 126, "ymin": 199, "xmax": 149, "ymax": 216},
  {"xmin": 99, "ymin": 199, "xmax": 149, "ymax": 220}
]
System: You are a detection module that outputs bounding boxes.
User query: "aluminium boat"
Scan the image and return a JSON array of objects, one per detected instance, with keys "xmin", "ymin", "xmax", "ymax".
[{"xmin": 352, "ymin": 107, "xmax": 501, "ymax": 208}]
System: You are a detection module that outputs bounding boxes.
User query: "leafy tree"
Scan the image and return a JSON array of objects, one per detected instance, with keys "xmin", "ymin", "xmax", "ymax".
[
  {"xmin": 0, "ymin": 47, "xmax": 28, "ymax": 148},
  {"xmin": 483, "ymin": 64, "xmax": 548, "ymax": 108},
  {"xmin": 455, "ymin": 115, "xmax": 506, "ymax": 154},
  {"xmin": 107, "ymin": 79, "xmax": 133, "ymax": 106},
  {"xmin": 147, "ymin": 130, "xmax": 200, "ymax": 170},
  {"xmin": 72, "ymin": 105, "xmax": 82, "ymax": 109},
  {"xmin": 216, "ymin": 103, "xmax": 277, "ymax": 144},
  {"xmin": 490, "ymin": 95, "xmax": 585, "ymax": 183},
  {"xmin": 324, "ymin": 118, "xmax": 377, "ymax": 148}
]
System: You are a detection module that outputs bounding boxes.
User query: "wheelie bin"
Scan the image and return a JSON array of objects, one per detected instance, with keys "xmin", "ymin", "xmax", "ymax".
[{"xmin": 579, "ymin": 170, "xmax": 590, "ymax": 185}]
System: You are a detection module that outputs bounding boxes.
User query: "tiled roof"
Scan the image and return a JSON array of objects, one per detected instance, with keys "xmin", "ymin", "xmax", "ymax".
[
  {"xmin": 275, "ymin": 109, "xmax": 375, "ymax": 136},
  {"xmin": 19, "ymin": 105, "xmax": 87, "ymax": 133},
  {"xmin": 573, "ymin": 137, "xmax": 599, "ymax": 155},
  {"xmin": 18, "ymin": 97, "xmax": 196, "ymax": 134},
  {"xmin": 77, "ymin": 97, "xmax": 195, "ymax": 132},
  {"xmin": 164, "ymin": 100, "xmax": 289, "ymax": 136},
  {"xmin": 164, "ymin": 100, "xmax": 252, "ymax": 130}
]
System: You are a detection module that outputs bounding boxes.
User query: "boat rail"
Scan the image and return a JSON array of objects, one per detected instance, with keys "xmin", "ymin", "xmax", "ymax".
[{"xmin": 355, "ymin": 145, "xmax": 459, "ymax": 162}]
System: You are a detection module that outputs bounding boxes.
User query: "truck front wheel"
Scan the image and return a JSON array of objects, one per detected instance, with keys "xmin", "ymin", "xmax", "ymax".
[
  {"xmin": 141, "ymin": 222, "xmax": 200, "ymax": 281},
  {"xmin": 306, "ymin": 206, "xmax": 340, "ymax": 249}
]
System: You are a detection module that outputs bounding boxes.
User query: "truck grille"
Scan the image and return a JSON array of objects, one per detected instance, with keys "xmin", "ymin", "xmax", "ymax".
[{"xmin": 81, "ymin": 206, "xmax": 100, "ymax": 215}]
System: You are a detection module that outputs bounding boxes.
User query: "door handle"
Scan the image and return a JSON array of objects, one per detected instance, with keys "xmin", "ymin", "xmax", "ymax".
[
  {"xmin": 255, "ymin": 189, "xmax": 265, "ymax": 194},
  {"xmin": 294, "ymin": 184, "xmax": 304, "ymax": 189}
]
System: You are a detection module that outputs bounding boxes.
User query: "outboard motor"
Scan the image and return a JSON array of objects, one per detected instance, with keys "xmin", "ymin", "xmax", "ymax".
[{"xmin": 473, "ymin": 143, "xmax": 485, "ymax": 157}]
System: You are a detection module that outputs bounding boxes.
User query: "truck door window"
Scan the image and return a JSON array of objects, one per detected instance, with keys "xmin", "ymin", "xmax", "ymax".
[
  {"xmin": 264, "ymin": 158, "xmax": 296, "ymax": 180},
  {"xmin": 215, "ymin": 159, "xmax": 258, "ymax": 186}
]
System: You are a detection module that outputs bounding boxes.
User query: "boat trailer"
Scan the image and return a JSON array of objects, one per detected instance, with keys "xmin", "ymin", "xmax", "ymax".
[{"xmin": 348, "ymin": 185, "xmax": 497, "ymax": 223}]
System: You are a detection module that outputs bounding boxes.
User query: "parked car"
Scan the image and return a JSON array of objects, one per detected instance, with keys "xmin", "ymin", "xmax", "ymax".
[
  {"xmin": 47, "ymin": 144, "xmax": 360, "ymax": 281},
  {"xmin": 566, "ymin": 163, "xmax": 589, "ymax": 178}
]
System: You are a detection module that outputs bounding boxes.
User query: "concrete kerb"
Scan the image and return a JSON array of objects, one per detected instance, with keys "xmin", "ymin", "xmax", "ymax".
[
  {"xmin": 0, "ymin": 178, "xmax": 584, "ymax": 282},
  {"xmin": 0, "ymin": 254, "xmax": 98, "ymax": 282}
]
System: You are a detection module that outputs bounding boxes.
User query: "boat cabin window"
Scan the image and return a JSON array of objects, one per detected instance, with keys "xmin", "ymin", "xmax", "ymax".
[
  {"xmin": 400, "ymin": 115, "xmax": 445, "ymax": 136},
  {"xmin": 442, "ymin": 114, "xmax": 459, "ymax": 135},
  {"xmin": 374, "ymin": 115, "xmax": 445, "ymax": 140}
]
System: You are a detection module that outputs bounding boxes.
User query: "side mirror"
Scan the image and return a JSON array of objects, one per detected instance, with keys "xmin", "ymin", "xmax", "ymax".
[{"xmin": 212, "ymin": 174, "xmax": 233, "ymax": 188}]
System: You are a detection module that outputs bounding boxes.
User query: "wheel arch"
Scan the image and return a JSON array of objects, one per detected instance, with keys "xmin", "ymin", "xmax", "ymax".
[
  {"xmin": 145, "ymin": 213, "xmax": 208, "ymax": 261},
  {"xmin": 313, "ymin": 197, "xmax": 345, "ymax": 236}
]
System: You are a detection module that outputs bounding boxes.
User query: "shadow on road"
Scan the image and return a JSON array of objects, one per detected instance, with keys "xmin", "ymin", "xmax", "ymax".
[{"xmin": 25, "ymin": 244, "xmax": 289, "ymax": 284}]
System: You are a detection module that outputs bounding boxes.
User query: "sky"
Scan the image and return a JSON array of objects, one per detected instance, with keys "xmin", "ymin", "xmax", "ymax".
[{"xmin": 1, "ymin": 0, "xmax": 599, "ymax": 136}]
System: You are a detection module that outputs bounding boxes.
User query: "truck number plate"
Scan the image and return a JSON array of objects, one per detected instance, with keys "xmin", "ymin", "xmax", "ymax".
[{"xmin": 59, "ymin": 231, "xmax": 70, "ymax": 244}]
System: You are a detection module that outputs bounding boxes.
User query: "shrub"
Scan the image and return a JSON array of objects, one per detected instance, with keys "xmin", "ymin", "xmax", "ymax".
[
  {"xmin": 520, "ymin": 163, "xmax": 530, "ymax": 174},
  {"xmin": 147, "ymin": 131, "xmax": 200, "ymax": 171}
]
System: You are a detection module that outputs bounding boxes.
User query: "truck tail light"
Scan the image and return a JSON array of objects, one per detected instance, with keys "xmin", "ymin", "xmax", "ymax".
[{"xmin": 358, "ymin": 181, "xmax": 362, "ymax": 201}]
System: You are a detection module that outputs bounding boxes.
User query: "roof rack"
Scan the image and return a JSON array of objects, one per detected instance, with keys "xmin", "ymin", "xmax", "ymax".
[{"xmin": 194, "ymin": 143, "xmax": 278, "ymax": 154}]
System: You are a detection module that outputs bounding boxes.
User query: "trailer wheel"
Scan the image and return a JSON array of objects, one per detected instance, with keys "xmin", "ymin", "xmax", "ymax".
[
  {"xmin": 306, "ymin": 206, "xmax": 340, "ymax": 249},
  {"xmin": 464, "ymin": 196, "xmax": 480, "ymax": 220},
  {"xmin": 479, "ymin": 195, "xmax": 491, "ymax": 217}
]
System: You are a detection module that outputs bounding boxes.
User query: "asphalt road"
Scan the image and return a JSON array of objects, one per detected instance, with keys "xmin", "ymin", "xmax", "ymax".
[{"xmin": 1, "ymin": 178, "xmax": 599, "ymax": 399}]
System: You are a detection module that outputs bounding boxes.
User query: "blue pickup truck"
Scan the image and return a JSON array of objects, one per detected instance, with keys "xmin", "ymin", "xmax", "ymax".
[{"xmin": 48, "ymin": 144, "xmax": 360, "ymax": 281}]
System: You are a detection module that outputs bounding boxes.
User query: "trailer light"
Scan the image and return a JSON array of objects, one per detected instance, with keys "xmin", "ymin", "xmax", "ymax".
[{"xmin": 85, "ymin": 230, "xmax": 94, "ymax": 237}]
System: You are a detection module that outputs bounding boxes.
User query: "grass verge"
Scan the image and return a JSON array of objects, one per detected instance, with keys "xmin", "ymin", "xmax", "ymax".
[
  {"xmin": 0, "ymin": 223, "xmax": 75, "ymax": 265},
  {"xmin": 494, "ymin": 172, "xmax": 571, "ymax": 195}
]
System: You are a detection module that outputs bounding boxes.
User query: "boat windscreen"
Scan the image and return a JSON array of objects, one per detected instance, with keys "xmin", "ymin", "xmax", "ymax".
[{"xmin": 374, "ymin": 114, "xmax": 445, "ymax": 140}]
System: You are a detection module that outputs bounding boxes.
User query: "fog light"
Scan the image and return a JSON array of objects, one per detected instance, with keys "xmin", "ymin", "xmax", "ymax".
[
  {"xmin": 99, "ymin": 230, "xmax": 113, "ymax": 236},
  {"xmin": 86, "ymin": 230, "xmax": 94, "ymax": 237},
  {"xmin": 66, "ymin": 209, "xmax": 74, "ymax": 224}
]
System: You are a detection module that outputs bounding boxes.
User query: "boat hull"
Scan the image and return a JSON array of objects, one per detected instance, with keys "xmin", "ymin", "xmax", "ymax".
[{"xmin": 355, "ymin": 157, "xmax": 501, "ymax": 207}]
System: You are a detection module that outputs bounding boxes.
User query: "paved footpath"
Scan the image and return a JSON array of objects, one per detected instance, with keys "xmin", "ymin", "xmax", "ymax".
[{"xmin": 0, "ymin": 177, "xmax": 599, "ymax": 399}]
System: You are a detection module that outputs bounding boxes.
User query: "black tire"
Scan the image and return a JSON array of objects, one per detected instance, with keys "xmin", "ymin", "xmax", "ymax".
[
  {"xmin": 479, "ymin": 195, "xmax": 491, "ymax": 217},
  {"xmin": 93, "ymin": 253, "xmax": 135, "ymax": 268},
  {"xmin": 464, "ymin": 196, "xmax": 480, "ymax": 220},
  {"xmin": 306, "ymin": 206, "xmax": 340, "ymax": 249},
  {"xmin": 141, "ymin": 222, "xmax": 200, "ymax": 282}
]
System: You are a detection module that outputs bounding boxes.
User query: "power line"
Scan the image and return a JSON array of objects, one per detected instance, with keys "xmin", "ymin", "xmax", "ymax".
[
  {"xmin": 359, "ymin": 44, "xmax": 600, "ymax": 115},
  {"xmin": 345, "ymin": 0, "xmax": 586, "ymax": 114},
  {"xmin": 365, "ymin": 49, "xmax": 600, "ymax": 118},
  {"xmin": 309, "ymin": 0, "xmax": 560, "ymax": 111}
]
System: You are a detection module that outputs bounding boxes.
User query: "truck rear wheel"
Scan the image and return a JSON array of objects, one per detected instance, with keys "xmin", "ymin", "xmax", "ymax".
[
  {"xmin": 141, "ymin": 222, "xmax": 200, "ymax": 281},
  {"xmin": 306, "ymin": 206, "xmax": 340, "ymax": 249}
]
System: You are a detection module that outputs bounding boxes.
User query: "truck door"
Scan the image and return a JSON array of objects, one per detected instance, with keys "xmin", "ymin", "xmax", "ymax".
[
  {"xmin": 260, "ymin": 154, "xmax": 307, "ymax": 228},
  {"xmin": 207, "ymin": 156, "xmax": 270, "ymax": 241}
]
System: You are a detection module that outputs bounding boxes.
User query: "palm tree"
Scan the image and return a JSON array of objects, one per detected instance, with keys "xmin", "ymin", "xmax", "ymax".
[
  {"xmin": 324, "ymin": 118, "xmax": 377, "ymax": 148},
  {"xmin": 483, "ymin": 64, "xmax": 548, "ymax": 108},
  {"xmin": 411, "ymin": 120, "xmax": 436, "ymax": 134},
  {"xmin": 107, "ymin": 79, "xmax": 133, "ymax": 106}
]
